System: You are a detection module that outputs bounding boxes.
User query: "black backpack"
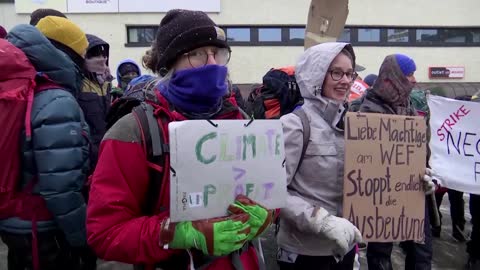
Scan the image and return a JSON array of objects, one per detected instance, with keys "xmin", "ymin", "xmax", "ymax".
[
  {"xmin": 105, "ymin": 76, "xmax": 167, "ymax": 215},
  {"xmin": 245, "ymin": 67, "xmax": 303, "ymax": 119}
]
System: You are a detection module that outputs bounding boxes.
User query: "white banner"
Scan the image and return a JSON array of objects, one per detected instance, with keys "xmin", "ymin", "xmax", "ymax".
[
  {"xmin": 118, "ymin": 0, "xmax": 221, "ymax": 13},
  {"xmin": 67, "ymin": 0, "xmax": 118, "ymax": 13},
  {"xmin": 427, "ymin": 95, "xmax": 480, "ymax": 194},
  {"xmin": 169, "ymin": 120, "xmax": 287, "ymax": 222},
  {"xmin": 15, "ymin": 0, "xmax": 220, "ymax": 13}
]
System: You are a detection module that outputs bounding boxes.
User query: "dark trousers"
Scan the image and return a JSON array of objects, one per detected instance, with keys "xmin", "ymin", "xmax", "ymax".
[
  {"xmin": 0, "ymin": 230, "xmax": 95, "ymax": 270},
  {"xmin": 468, "ymin": 194, "xmax": 480, "ymax": 260},
  {"xmin": 435, "ymin": 189, "xmax": 466, "ymax": 233},
  {"xmin": 278, "ymin": 248, "xmax": 356, "ymax": 270},
  {"xmin": 367, "ymin": 201, "xmax": 432, "ymax": 270}
]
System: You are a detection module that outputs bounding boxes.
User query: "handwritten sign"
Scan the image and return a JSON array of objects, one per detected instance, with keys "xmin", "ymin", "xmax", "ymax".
[
  {"xmin": 427, "ymin": 95, "xmax": 480, "ymax": 194},
  {"xmin": 343, "ymin": 112, "xmax": 427, "ymax": 242},
  {"xmin": 169, "ymin": 120, "xmax": 287, "ymax": 222}
]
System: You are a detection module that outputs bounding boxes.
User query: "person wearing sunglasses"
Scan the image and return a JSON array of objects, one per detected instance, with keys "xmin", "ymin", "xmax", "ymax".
[
  {"xmin": 86, "ymin": 9, "xmax": 272, "ymax": 270},
  {"xmin": 277, "ymin": 42, "xmax": 363, "ymax": 270}
]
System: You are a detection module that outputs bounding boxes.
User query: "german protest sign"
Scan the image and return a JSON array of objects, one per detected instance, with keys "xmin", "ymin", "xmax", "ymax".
[
  {"xmin": 169, "ymin": 120, "xmax": 287, "ymax": 222},
  {"xmin": 343, "ymin": 112, "xmax": 427, "ymax": 242},
  {"xmin": 427, "ymin": 95, "xmax": 480, "ymax": 194}
]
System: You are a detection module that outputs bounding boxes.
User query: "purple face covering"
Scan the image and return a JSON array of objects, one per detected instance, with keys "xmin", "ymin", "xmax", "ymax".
[{"xmin": 160, "ymin": 65, "xmax": 228, "ymax": 114}]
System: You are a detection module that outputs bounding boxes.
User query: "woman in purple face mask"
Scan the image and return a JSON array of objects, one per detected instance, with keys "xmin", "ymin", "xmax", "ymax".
[{"xmin": 86, "ymin": 9, "xmax": 272, "ymax": 270}]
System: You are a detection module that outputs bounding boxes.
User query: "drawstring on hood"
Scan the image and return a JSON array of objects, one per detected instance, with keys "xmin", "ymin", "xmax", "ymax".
[{"xmin": 295, "ymin": 42, "xmax": 355, "ymax": 131}]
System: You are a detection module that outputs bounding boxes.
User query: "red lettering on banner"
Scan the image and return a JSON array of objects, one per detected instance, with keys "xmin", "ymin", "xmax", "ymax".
[{"xmin": 437, "ymin": 105, "xmax": 471, "ymax": 141}]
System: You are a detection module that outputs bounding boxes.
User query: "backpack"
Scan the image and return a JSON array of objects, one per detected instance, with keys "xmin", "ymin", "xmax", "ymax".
[
  {"xmin": 0, "ymin": 39, "xmax": 37, "ymax": 219},
  {"xmin": 245, "ymin": 66, "xmax": 303, "ymax": 119},
  {"xmin": 105, "ymin": 76, "xmax": 167, "ymax": 215},
  {"xmin": 274, "ymin": 108, "xmax": 310, "ymax": 235}
]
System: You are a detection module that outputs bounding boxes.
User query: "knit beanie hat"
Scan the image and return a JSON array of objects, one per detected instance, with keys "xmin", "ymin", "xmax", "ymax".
[
  {"xmin": 363, "ymin": 74, "xmax": 378, "ymax": 87},
  {"xmin": 30, "ymin": 8, "xmax": 67, "ymax": 26},
  {"xmin": 36, "ymin": 16, "xmax": 88, "ymax": 58},
  {"xmin": 394, "ymin": 54, "xmax": 416, "ymax": 76},
  {"xmin": 155, "ymin": 9, "xmax": 229, "ymax": 71},
  {"xmin": 0, "ymin": 26, "xmax": 6, "ymax": 39}
]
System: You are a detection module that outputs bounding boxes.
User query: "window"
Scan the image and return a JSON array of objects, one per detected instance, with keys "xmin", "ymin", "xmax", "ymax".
[
  {"xmin": 289, "ymin": 28, "xmax": 305, "ymax": 42},
  {"xmin": 226, "ymin": 28, "xmax": 251, "ymax": 42},
  {"xmin": 416, "ymin": 29, "xmax": 440, "ymax": 43},
  {"xmin": 473, "ymin": 30, "xmax": 480, "ymax": 43},
  {"xmin": 388, "ymin": 29, "xmax": 409, "ymax": 42},
  {"xmin": 127, "ymin": 26, "xmax": 156, "ymax": 44},
  {"xmin": 443, "ymin": 29, "xmax": 474, "ymax": 43},
  {"xmin": 125, "ymin": 25, "xmax": 480, "ymax": 47},
  {"xmin": 338, "ymin": 28, "xmax": 351, "ymax": 42},
  {"xmin": 358, "ymin": 28, "xmax": 381, "ymax": 42},
  {"xmin": 258, "ymin": 28, "xmax": 282, "ymax": 42}
]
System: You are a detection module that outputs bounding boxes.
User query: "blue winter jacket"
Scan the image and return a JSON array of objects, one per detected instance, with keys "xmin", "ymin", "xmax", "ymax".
[{"xmin": 0, "ymin": 25, "xmax": 90, "ymax": 247}]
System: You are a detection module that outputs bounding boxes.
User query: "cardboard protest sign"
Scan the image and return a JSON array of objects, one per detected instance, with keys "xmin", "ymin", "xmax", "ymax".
[
  {"xmin": 304, "ymin": 0, "xmax": 349, "ymax": 49},
  {"xmin": 427, "ymin": 95, "xmax": 480, "ymax": 194},
  {"xmin": 169, "ymin": 120, "xmax": 287, "ymax": 222},
  {"xmin": 343, "ymin": 112, "xmax": 427, "ymax": 242}
]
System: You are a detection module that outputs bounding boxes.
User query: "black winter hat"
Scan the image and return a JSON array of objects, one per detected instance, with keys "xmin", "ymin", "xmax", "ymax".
[
  {"xmin": 30, "ymin": 8, "xmax": 67, "ymax": 26},
  {"xmin": 155, "ymin": 9, "xmax": 229, "ymax": 71}
]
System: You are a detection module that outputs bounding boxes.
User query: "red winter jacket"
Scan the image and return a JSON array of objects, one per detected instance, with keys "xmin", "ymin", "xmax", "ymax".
[{"xmin": 87, "ymin": 93, "xmax": 261, "ymax": 269}]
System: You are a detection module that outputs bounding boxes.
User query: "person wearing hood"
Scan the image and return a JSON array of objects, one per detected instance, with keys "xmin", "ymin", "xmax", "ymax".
[
  {"xmin": 116, "ymin": 60, "xmax": 141, "ymax": 91},
  {"xmin": 109, "ymin": 60, "xmax": 142, "ymax": 102},
  {"xmin": 277, "ymin": 42, "xmax": 363, "ymax": 269},
  {"xmin": 350, "ymin": 54, "xmax": 434, "ymax": 270},
  {"xmin": 1, "ymin": 25, "xmax": 89, "ymax": 270},
  {"xmin": 87, "ymin": 9, "xmax": 272, "ymax": 270},
  {"xmin": 78, "ymin": 34, "xmax": 112, "ymax": 172}
]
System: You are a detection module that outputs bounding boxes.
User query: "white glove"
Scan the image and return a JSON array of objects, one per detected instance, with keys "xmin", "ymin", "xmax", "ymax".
[
  {"xmin": 423, "ymin": 168, "xmax": 435, "ymax": 195},
  {"xmin": 309, "ymin": 208, "xmax": 363, "ymax": 258}
]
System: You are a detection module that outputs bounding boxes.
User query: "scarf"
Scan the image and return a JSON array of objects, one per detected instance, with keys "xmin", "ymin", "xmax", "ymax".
[
  {"xmin": 370, "ymin": 55, "xmax": 416, "ymax": 115},
  {"xmin": 160, "ymin": 65, "xmax": 228, "ymax": 117}
]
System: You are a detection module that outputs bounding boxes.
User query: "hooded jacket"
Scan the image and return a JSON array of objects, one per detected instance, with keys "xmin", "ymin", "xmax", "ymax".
[
  {"xmin": 1, "ymin": 25, "xmax": 90, "ymax": 247},
  {"xmin": 354, "ymin": 55, "xmax": 416, "ymax": 116},
  {"xmin": 116, "ymin": 59, "xmax": 141, "ymax": 88},
  {"xmin": 78, "ymin": 34, "xmax": 111, "ymax": 170},
  {"xmin": 277, "ymin": 42, "xmax": 356, "ymax": 256}
]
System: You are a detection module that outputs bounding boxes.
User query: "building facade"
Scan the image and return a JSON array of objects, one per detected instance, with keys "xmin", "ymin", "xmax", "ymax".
[{"xmin": 1, "ymin": 0, "xmax": 479, "ymax": 97}]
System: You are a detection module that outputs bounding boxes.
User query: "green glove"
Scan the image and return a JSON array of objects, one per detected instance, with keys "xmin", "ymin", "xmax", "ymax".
[
  {"xmin": 110, "ymin": 87, "xmax": 124, "ymax": 96},
  {"xmin": 228, "ymin": 195, "xmax": 273, "ymax": 240},
  {"xmin": 159, "ymin": 213, "xmax": 251, "ymax": 256}
]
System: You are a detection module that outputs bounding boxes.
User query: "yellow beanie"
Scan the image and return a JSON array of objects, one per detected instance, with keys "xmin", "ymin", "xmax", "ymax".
[{"xmin": 36, "ymin": 16, "xmax": 88, "ymax": 58}]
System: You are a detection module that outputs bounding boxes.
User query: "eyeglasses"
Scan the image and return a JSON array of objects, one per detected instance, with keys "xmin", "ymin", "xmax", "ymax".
[
  {"xmin": 184, "ymin": 48, "xmax": 231, "ymax": 68},
  {"xmin": 328, "ymin": 69, "xmax": 358, "ymax": 82}
]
